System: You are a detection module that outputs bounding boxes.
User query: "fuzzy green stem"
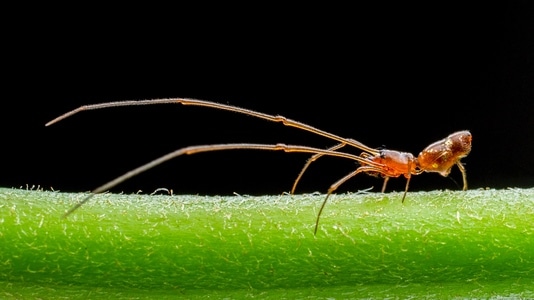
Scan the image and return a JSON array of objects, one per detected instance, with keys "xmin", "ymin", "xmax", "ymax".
[{"xmin": 1, "ymin": 187, "xmax": 533, "ymax": 298}]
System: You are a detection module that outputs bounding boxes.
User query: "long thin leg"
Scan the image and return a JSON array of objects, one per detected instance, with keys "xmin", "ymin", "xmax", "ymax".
[
  {"xmin": 381, "ymin": 176, "xmax": 390, "ymax": 193},
  {"xmin": 46, "ymin": 98, "xmax": 380, "ymax": 156},
  {"xmin": 401, "ymin": 175, "xmax": 412, "ymax": 203},
  {"xmin": 456, "ymin": 161, "xmax": 468, "ymax": 190},
  {"xmin": 290, "ymin": 138, "xmax": 372, "ymax": 194},
  {"xmin": 291, "ymin": 142, "xmax": 347, "ymax": 194},
  {"xmin": 380, "ymin": 174, "xmax": 411, "ymax": 203},
  {"xmin": 314, "ymin": 165, "xmax": 385, "ymax": 235},
  {"xmin": 62, "ymin": 143, "xmax": 385, "ymax": 218}
]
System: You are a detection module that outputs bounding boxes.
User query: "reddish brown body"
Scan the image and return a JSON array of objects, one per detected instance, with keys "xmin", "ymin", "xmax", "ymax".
[
  {"xmin": 369, "ymin": 150, "xmax": 417, "ymax": 178},
  {"xmin": 417, "ymin": 131, "xmax": 472, "ymax": 178},
  {"xmin": 353, "ymin": 131, "xmax": 472, "ymax": 200}
]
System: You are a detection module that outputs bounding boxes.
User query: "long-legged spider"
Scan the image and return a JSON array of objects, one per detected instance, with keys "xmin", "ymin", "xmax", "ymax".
[{"xmin": 46, "ymin": 98, "xmax": 472, "ymax": 235}]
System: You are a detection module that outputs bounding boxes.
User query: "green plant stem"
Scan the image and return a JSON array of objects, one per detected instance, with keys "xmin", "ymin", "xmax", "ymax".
[{"xmin": 1, "ymin": 187, "xmax": 533, "ymax": 298}]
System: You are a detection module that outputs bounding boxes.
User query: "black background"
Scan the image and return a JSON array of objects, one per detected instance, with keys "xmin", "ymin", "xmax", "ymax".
[{"xmin": 2, "ymin": 3, "xmax": 533, "ymax": 197}]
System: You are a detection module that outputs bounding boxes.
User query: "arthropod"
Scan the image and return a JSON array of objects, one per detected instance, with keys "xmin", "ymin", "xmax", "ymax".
[{"xmin": 46, "ymin": 98, "xmax": 472, "ymax": 234}]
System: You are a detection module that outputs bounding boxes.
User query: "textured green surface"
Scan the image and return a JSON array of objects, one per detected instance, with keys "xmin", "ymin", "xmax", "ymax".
[{"xmin": 1, "ymin": 187, "xmax": 533, "ymax": 298}]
